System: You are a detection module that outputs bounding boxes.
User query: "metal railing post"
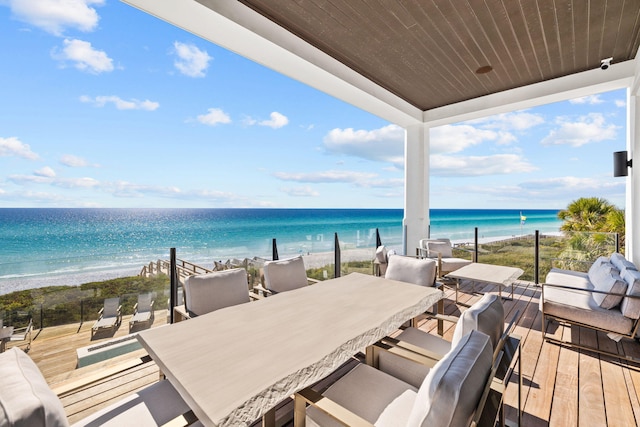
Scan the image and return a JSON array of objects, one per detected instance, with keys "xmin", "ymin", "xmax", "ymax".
[
  {"xmin": 40, "ymin": 304, "xmax": 44, "ymax": 330},
  {"xmin": 334, "ymin": 233, "xmax": 341, "ymax": 278},
  {"xmin": 170, "ymin": 248, "xmax": 177, "ymax": 324},
  {"xmin": 615, "ymin": 233, "xmax": 620, "ymax": 253},
  {"xmin": 272, "ymin": 238, "xmax": 279, "ymax": 261},
  {"xmin": 375, "ymin": 228, "xmax": 382, "ymax": 248},
  {"xmin": 535, "ymin": 230, "xmax": 540, "ymax": 285},
  {"xmin": 474, "ymin": 227, "xmax": 479, "ymax": 263}
]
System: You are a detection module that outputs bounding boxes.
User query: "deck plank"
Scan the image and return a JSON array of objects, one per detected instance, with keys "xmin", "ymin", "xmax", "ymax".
[{"xmin": 578, "ymin": 327, "xmax": 607, "ymax": 426}]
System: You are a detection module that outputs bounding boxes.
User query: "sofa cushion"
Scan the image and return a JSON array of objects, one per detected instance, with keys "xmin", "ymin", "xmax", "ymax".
[
  {"xmin": 184, "ymin": 268, "xmax": 250, "ymax": 316},
  {"xmin": 452, "ymin": 293, "xmax": 504, "ymax": 349},
  {"xmin": 385, "ymin": 256, "xmax": 437, "ymax": 287},
  {"xmin": 610, "ymin": 252, "xmax": 637, "ymax": 272},
  {"xmin": 542, "ymin": 277, "xmax": 633, "ymax": 335},
  {"xmin": 588, "ymin": 256, "xmax": 610, "ymax": 277},
  {"xmin": 589, "ymin": 264, "xmax": 627, "ymax": 309},
  {"xmin": 620, "ymin": 267, "xmax": 640, "ymax": 320},
  {"xmin": 263, "ymin": 256, "xmax": 309, "ymax": 293},
  {"xmin": 0, "ymin": 348, "xmax": 69, "ymax": 427},
  {"xmin": 407, "ymin": 330, "xmax": 492, "ymax": 427}
]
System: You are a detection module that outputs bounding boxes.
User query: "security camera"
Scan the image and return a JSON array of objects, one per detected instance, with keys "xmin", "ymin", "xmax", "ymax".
[{"xmin": 601, "ymin": 57, "xmax": 613, "ymax": 70}]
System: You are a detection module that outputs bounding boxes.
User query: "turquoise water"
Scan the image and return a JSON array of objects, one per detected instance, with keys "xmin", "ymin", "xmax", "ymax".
[{"xmin": 0, "ymin": 208, "xmax": 561, "ymax": 293}]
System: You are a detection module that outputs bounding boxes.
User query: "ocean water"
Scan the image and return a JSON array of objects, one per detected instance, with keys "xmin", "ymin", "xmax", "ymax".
[{"xmin": 0, "ymin": 208, "xmax": 561, "ymax": 294}]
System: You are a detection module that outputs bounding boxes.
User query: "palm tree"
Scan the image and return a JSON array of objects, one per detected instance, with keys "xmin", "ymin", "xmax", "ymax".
[{"xmin": 557, "ymin": 197, "xmax": 617, "ymax": 232}]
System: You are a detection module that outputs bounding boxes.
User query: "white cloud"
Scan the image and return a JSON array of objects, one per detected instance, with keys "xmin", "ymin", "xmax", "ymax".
[
  {"xmin": 54, "ymin": 177, "xmax": 99, "ymax": 188},
  {"xmin": 173, "ymin": 42, "xmax": 211, "ymax": 78},
  {"xmin": 274, "ymin": 170, "xmax": 377, "ymax": 185},
  {"xmin": 431, "ymin": 124, "xmax": 498, "ymax": 154},
  {"xmin": 34, "ymin": 166, "xmax": 56, "ymax": 177},
  {"xmin": 60, "ymin": 154, "xmax": 87, "ymax": 167},
  {"xmin": 259, "ymin": 112, "xmax": 289, "ymax": 129},
  {"xmin": 197, "ymin": 108, "xmax": 231, "ymax": 126},
  {"xmin": 615, "ymin": 99, "xmax": 626, "ymax": 108},
  {"xmin": 52, "ymin": 38, "xmax": 113, "ymax": 73},
  {"xmin": 431, "ymin": 154, "xmax": 536, "ymax": 176},
  {"xmin": 281, "ymin": 186, "xmax": 320, "ymax": 197},
  {"xmin": 541, "ymin": 113, "xmax": 618, "ymax": 147},
  {"xmin": 569, "ymin": 95, "xmax": 604, "ymax": 105},
  {"xmin": 8, "ymin": 0, "xmax": 103, "ymax": 36},
  {"xmin": 323, "ymin": 124, "xmax": 404, "ymax": 166},
  {"xmin": 80, "ymin": 95, "xmax": 159, "ymax": 110},
  {"xmin": 470, "ymin": 111, "xmax": 545, "ymax": 131},
  {"xmin": 0, "ymin": 137, "xmax": 39, "ymax": 160}
]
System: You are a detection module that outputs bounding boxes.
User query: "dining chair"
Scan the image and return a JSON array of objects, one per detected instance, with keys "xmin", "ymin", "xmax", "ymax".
[
  {"xmin": 417, "ymin": 238, "xmax": 473, "ymax": 278},
  {"xmin": 384, "ymin": 255, "xmax": 438, "ymax": 288},
  {"xmin": 258, "ymin": 255, "xmax": 319, "ymax": 295},
  {"xmin": 181, "ymin": 268, "xmax": 251, "ymax": 318},
  {"xmin": 368, "ymin": 293, "xmax": 504, "ymax": 388},
  {"xmin": 295, "ymin": 330, "xmax": 495, "ymax": 427}
]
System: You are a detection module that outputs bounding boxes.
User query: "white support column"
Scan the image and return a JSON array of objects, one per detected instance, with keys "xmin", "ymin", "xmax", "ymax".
[
  {"xmin": 403, "ymin": 124, "xmax": 430, "ymax": 255},
  {"xmin": 628, "ymin": 89, "xmax": 640, "ymax": 264}
]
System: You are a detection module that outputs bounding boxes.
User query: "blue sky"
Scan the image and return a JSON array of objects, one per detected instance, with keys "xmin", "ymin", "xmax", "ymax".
[{"xmin": 0, "ymin": 0, "xmax": 628, "ymax": 210}]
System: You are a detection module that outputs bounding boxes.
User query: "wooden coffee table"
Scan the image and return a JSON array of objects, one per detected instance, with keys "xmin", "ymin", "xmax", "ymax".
[{"xmin": 445, "ymin": 262, "xmax": 524, "ymax": 303}]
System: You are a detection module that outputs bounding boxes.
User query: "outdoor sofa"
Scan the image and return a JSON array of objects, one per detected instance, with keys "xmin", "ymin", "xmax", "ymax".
[{"xmin": 541, "ymin": 252, "xmax": 640, "ymax": 360}]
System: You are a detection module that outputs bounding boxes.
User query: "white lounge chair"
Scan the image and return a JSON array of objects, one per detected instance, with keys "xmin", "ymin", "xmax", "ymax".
[
  {"xmin": 129, "ymin": 293, "xmax": 154, "ymax": 332},
  {"xmin": 296, "ymin": 330, "xmax": 496, "ymax": 427},
  {"xmin": 91, "ymin": 297, "xmax": 122, "ymax": 339},
  {"xmin": 9, "ymin": 318, "xmax": 33, "ymax": 351},
  {"xmin": 418, "ymin": 238, "xmax": 473, "ymax": 277}
]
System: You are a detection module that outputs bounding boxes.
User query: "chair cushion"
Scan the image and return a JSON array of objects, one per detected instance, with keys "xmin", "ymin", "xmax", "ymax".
[
  {"xmin": 71, "ymin": 380, "xmax": 202, "ymax": 427},
  {"xmin": 0, "ymin": 348, "xmax": 69, "ymax": 427},
  {"xmin": 439, "ymin": 258, "xmax": 472, "ymax": 275},
  {"xmin": 610, "ymin": 252, "xmax": 637, "ymax": 271},
  {"xmin": 306, "ymin": 363, "xmax": 417, "ymax": 427},
  {"xmin": 620, "ymin": 268, "xmax": 640, "ymax": 320},
  {"xmin": 136, "ymin": 293, "xmax": 153, "ymax": 312},
  {"xmin": 385, "ymin": 256, "xmax": 437, "ymax": 287},
  {"xmin": 407, "ymin": 330, "xmax": 492, "ymax": 427},
  {"xmin": 378, "ymin": 327, "xmax": 450, "ymax": 388},
  {"xmin": 452, "ymin": 293, "xmax": 504, "ymax": 349},
  {"xmin": 184, "ymin": 268, "xmax": 250, "ymax": 316},
  {"xmin": 263, "ymin": 256, "xmax": 309, "ymax": 293},
  {"xmin": 588, "ymin": 256, "xmax": 610, "ymax": 277},
  {"xmin": 426, "ymin": 240, "xmax": 453, "ymax": 258},
  {"xmin": 588, "ymin": 263, "xmax": 627, "ymax": 309}
]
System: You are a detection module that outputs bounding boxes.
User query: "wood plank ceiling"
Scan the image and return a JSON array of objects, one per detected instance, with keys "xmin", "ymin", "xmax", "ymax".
[{"xmin": 231, "ymin": 0, "xmax": 640, "ymax": 111}]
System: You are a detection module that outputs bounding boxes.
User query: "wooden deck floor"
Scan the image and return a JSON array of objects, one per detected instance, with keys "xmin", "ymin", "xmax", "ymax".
[{"xmin": 10, "ymin": 281, "xmax": 640, "ymax": 426}]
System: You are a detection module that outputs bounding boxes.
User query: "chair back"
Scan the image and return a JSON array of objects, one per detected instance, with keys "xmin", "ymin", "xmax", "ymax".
[
  {"xmin": 451, "ymin": 293, "xmax": 504, "ymax": 350},
  {"xmin": 103, "ymin": 297, "xmax": 120, "ymax": 317},
  {"xmin": 385, "ymin": 255, "xmax": 437, "ymax": 287},
  {"xmin": 407, "ymin": 330, "xmax": 493, "ymax": 427},
  {"xmin": 137, "ymin": 293, "xmax": 153, "ymax": 312},
  {"xmin": 263, "ymin": 256, "xmax": 308, "ymax": 293},
  {"xmin": 184, "ymin": 268, "xmax": 250, "ymax": 317},
  {"xmin": 420, "ymin": 238, "xmax": 453, "ymax": 258}
]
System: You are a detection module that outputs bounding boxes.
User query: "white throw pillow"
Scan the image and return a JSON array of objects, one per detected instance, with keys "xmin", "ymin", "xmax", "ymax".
[
  {"xmin": 589, "ymin": 263, "xmax": 627, "ymax": 309},
  {"xmin": 610, "ymin": 252, "xmax": 637, "ymax": 272},
  {"xmin": 621, "ymin": 268, "xmax": 640, "ymax": 319}
]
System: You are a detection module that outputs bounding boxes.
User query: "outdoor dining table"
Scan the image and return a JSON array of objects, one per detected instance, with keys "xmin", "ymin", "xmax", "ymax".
[{"xmin": 136, "ymin": 272, "xmax": 443, "ymax": 426}]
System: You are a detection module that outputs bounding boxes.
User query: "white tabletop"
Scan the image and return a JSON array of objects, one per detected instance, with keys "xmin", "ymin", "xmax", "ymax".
[
  {"xmin": 137, "ymin": 272, "xmax": 443, "ymax": 426},
  {"xmin": 445, "ymin": 262, "xmax": 524, "ymax": 286}
]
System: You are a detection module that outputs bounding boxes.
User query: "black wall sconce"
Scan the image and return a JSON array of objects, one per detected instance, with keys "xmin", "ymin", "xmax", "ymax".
[{"xmin": 613, "ymin": 150, "xmax": 632, "ymax": 177}]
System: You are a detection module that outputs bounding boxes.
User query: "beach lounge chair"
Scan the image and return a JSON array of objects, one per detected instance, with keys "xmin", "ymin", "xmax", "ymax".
[
  {"xmin": 418, "ymin": 238, "xmax": 473, "ymax": 277},
  {"xmin": 91, "ymin": 297, "xmax": 122, "ymax": 339},
  {"xmin": 175, "ymin": 268, "xmax": 252, "ymax": 320},
  {"xmin": 129, "ymin": 293, "xmax": 154, "ymax": 332},
  {"xmin": 296, "ymin": 330, "xmax": 497, "ymax": 427},
  {"xmin": 9, "ymin": 318, "xmax": 33, "ymax": 352},
  {"xmin": 256, "ymin": 255, "xmax": 319, "ymax": 296},
  {"xmin": 0, "ymin": 347, "xmax": 202, "ymax": 427}
]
